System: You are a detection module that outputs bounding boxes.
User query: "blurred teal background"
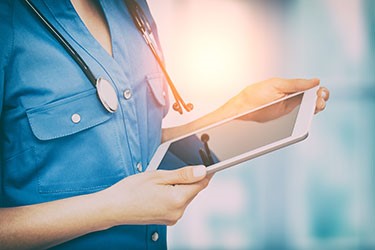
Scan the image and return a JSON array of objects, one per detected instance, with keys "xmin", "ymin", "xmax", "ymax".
[{"xmin": 148, "ymin": 0, "xmax": 375, "ymax": 249}]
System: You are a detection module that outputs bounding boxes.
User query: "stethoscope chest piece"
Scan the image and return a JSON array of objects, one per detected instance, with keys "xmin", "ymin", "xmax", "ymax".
[{"xmin": 96, "ymin": 77, "xmax": 119, "ymax": 113}]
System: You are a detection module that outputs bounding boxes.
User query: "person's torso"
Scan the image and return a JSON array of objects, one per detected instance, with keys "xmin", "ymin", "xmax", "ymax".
[{"xmin": 0, "ymin": 0, "xmax": 168, "ymax": 248}]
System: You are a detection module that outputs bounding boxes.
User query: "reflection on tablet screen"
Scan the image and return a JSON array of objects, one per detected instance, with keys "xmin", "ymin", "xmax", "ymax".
[{"xmin": 158, "ymin": 93, "xmax": 303, "ymax": 170}]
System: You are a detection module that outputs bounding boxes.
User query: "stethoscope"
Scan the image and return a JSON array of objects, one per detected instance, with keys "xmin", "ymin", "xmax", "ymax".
[{"xmin": 23, "ymin": 0, "xmax": 193, "ymax": 114}]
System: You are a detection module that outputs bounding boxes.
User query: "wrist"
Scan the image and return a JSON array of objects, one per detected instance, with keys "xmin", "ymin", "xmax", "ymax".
[
  {"xmin": 87, "ymin": 189, "xmax": 122, "ymax": 230},
  {"xmin": 94, "ymin": 182, "xmax": 144, "ymax": 227}
]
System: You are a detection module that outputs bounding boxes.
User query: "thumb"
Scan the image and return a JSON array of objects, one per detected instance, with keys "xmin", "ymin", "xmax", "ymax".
[{"xmin": 159, "ymin": 165, "xmax": 207, "ymax": 185}]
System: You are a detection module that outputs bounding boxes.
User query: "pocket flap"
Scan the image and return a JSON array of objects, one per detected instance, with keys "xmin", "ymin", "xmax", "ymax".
[
  {"xmin": 146, "ymin": 73, "xmax": 167, "ymax": 107},
  {"xmin": 26, "ymin": 89, "xmax": 113, "ymax": 141}
]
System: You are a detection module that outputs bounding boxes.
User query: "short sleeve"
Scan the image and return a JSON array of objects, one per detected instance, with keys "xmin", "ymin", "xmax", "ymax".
[
  {"xmin": 0, "ymin": 0, "xmax": 14, "ymax": 203},
  {"xmin": 0, "ymin": 0, "xmax": 13, "ymax": 113},
  {"xmin": 0, "ymin": 67, "xmax": 4, "ymax": 204}
]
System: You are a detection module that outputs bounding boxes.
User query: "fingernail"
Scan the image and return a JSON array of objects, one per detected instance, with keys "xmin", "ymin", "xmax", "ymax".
[
  {"xmin": 193, "ymin": 165, "xmax": 207, "ymax": 178},
  {"xmin": 321, "ymin": 90, "xmax": 327, "ymax": 99}
]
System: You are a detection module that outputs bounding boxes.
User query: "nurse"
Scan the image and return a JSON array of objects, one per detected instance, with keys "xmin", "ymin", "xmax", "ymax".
[{"xmin": 0, "ymin": 0, "xmax": 329, "ymax": 249}]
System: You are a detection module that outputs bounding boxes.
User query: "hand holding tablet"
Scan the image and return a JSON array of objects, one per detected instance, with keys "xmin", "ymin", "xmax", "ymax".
[{"xmin": 148, "ymin": 86, "xmax": 319, "ymax": 174}]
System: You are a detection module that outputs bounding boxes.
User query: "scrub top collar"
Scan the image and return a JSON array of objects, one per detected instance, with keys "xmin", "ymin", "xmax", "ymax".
[
  {"xmin": 41, "ymin": 0, "xmax": 160, "ymax": 89},
  {"xmin": 42, "ymin": 1, "xmax": 115, "ymax": 63}
]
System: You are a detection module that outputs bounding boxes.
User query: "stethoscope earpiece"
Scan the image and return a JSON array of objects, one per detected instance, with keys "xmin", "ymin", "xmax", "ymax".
[
  {"xmin": 172, "ymin": 101, "xmax": 193, "ymax": 114},
  {"xmin": 172, "ymin": 102, "xmax": 182, "ymax": 114},
  {"xmin": 186, "ymin": 103, "xmax": 194, "ymax": 112}
]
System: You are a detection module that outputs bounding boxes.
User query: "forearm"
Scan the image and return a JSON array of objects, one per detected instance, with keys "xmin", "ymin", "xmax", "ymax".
[
  {"xmin": 162, "ymin": 78, "xmax": 326, "ymax": 142},
  {"xmin": 162, "ymin": 111, "xmax": 218, "ymax": 143},
  {"xmin": 162, "ymin": 95, "xmax": 246, "ymax": 142},
  {"xmin": 0, "ymin": 165, "xmax": 211, "ymax": 249},
  {"xmin": 0, "ymin": 191, "xmax": 114, "ymax": 250}
]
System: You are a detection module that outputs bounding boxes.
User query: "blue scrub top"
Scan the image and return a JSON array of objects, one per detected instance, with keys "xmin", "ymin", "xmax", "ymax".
[{"xmin": 0, "ymin": 0, "xmax": 169, "ymax": 249}]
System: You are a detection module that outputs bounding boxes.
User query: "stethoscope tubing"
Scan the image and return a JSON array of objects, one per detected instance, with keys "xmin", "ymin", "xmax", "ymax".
[
  {"xmin": 141, "ymin": 32, "xmax": 193, "ymax": 114},
  {"xmin": 124, "ymin": 0, "xmax": 193, "ymax": 114},
  {"xmin": 23, "ymin": 0, "xmax": 97, "ymax": 87}
]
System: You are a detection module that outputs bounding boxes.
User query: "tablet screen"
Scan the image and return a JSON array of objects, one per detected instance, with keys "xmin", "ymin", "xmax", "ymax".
[{"xmin": 158, "ymin": 93, "xmax": 304, "ymax": 170}]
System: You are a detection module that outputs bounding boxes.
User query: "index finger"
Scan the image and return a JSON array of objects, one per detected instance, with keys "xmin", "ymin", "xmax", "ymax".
[
  {"xmin": 275, "ymin": 78, "xmax": 320, "ymax": 94},
  {"xmin": 171, "ymin": 177, "xmax": 211, "ymax": 202}
]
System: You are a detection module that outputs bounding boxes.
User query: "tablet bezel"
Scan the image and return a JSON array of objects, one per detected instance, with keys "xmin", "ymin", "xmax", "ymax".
[{"xmin": 147, "ymin": 86, "xmax": 318, "ymax": 174}]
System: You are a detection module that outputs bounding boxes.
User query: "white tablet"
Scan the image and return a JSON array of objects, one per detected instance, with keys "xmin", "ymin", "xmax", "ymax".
[{"xmin": 147, "ymin": 86, "xmax": 319, "ymax": 174}]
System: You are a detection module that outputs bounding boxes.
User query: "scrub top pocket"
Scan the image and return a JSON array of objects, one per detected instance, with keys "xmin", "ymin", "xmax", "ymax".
[
  {"xmin": 146, "ymin": 73, "xmax": 168, "ymax": 108},
  {"xmin": 27, "ymin": 89, "xmax": 112, "ymax": 140},
  {"xmin": 25, "ymin": 89, "xmax": 126, "ymax": 196},
  {"xmin": 145, "ymin": 73, "xmax": 169, "ymax": 162}
]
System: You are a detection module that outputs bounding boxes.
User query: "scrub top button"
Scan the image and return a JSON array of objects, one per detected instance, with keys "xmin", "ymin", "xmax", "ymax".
[
  {"xmin": 123, "ymin": 89, "xmax": 132, "ymax": 100},
  {"xmin": 151, "ymin": 232, "xmax": 159, "ymax": 242},
  {"xmin": 71, "ymin": 114, "xmax": 81, "ymax": 124},
  {"xmin": 136, "ymin": 162, "xmax": 143, "ymax": 172}
]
